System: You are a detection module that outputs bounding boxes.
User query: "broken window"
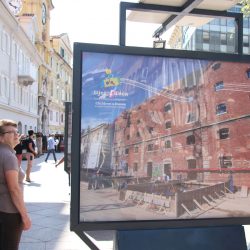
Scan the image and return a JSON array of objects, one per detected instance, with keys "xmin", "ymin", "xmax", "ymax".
[
  {"xmin": 133, "ymin": 162, "xmax": 138, "ymax": 172},
  {"xmin": 147, "ymin": 144, "xmax": 154, "ymax": 151},
  {"xmin": 218, "ymin": 128, "xmax": 229, "ymax": 139},
  {"xmin": 165, "ymin": 121, "xmax": 171, "ymax": 129},
  {"xmin": 214, "ymin": 81, "xmax": 224, "ymax": 91},
  {"xmin": 219, "ymin": 156, "xmax": 232, "ymax": 168},
  {"xmin": 187, "ymin": 135, "xmax": 195, "ymax": 145},
  {"xmin": 165, "ymin": 140, "xmax": 171, "ymax": 148},
  {"xmin": 164, "ymin": 103, "xmax": 171, "ymax": 112},
  {"xmin": 216, "ymin": 103, "xmax": 227, "ymax": 115}
]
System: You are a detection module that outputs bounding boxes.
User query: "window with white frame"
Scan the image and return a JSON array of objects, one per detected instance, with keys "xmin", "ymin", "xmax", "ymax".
[
  {"xmin": 6, "ymin": 33, "xmax": 10, "ymax": 55},
  {"xmin": 3, "ymin": 77, "xmax": 8, "ymax": 97},
  {"xmin": 60, "ymin": 47, "xmax": 65, "ymax": 58},
  {"xmin": 56, "ymin": 85, "xmax": 59, "ymax": 99},
  {"xmin": 50, "ymin": 81, "xmax": 54, "ymax": 96},
  {"xmin": 2, "ymin": 32, "xmax": 7, "ymax": 51},
  {"xmin": 61, "ymin": 89, "xmax": 65, "ymax": 101},
  {"xmin": 50, "ymin": 110, "xmax": 53, "ymax": 121}
]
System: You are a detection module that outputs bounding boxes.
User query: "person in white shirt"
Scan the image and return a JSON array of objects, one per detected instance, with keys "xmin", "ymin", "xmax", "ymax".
[{"xmin": 45, "ymin": 134, "xmax": 57, "ymax": 163}]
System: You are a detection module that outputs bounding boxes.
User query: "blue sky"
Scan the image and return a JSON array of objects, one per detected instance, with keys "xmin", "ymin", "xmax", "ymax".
[{"xmin": 80, "ymin": 51, "xmax": 209, "ymax": 129}]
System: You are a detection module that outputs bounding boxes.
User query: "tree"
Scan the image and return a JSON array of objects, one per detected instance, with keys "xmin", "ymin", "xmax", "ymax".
[{"xmin": 241, "ymin": 0, "xmax": 250, "ymax": 16}]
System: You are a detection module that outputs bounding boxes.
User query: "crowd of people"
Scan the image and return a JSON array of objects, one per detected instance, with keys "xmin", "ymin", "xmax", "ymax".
[
  {"xmin": 13, "ymin": 130, "xmax": 63, "ymax": 182},
  {"xmin": 0, "ymin": 118, "xmax": 65, "ymax": 249}
]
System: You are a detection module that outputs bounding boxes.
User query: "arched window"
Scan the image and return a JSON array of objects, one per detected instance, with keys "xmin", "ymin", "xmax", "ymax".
[{"xmin": 165, "ymin": 121, "xmax": 171, "ymax": 129}]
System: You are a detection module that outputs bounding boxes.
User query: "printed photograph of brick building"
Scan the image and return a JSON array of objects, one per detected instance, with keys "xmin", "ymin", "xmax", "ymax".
[
  {"xmin": 79, "ymin": 51, "xmax": 250, "ymax": 222},
  {"xmin": 113, "ymin": 61, "xmax": 250, "ymax": 186}
]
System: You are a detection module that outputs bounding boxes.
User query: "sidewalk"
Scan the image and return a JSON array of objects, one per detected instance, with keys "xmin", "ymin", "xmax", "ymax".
[{"xmin": 19, "ymin": 152, "xmax": 114, "ymax": 250}]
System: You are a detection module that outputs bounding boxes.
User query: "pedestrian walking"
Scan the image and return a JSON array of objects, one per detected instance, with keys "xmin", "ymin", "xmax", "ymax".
[
  {"xmin": 22, "ymin": 130, "xmax": 37, "ymax": 182},
  {"xmin": 45, "ymin": 134, "xmax": 57, "ymax": 163},
  {"xmin": 0, "ymin": 119, "xmax": 31, "ymax": 250}
]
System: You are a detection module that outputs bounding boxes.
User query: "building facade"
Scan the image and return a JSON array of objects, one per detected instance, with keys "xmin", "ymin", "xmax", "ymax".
[
  {"xmin": 81, "ymin": 124, "xmax": 114, "ymax": 174},
  {"xmin": 0, "ymin": 0, "xmax": 42, "ymax": 134},
  {"xmin": 1, "ymin": 0, "xmax": 73, "ymax": 136},
  {"xmin": 49, "ymin": 33, "xmax": 72, "ymax": 134},
  {"xmin": 168, "ymin": 5, "xmax": 250, "ymax": 55}
]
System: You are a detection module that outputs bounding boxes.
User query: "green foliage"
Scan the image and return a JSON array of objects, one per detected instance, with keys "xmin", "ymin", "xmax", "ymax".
[{"xmin": 241, "ymin": 0, "xmax": 250, "ymax": 16}]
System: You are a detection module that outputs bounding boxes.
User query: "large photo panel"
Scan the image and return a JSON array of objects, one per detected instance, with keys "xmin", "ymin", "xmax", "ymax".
[{"xmin": 72, "ymin": 43, "xmax": 250, "ymax": 230}]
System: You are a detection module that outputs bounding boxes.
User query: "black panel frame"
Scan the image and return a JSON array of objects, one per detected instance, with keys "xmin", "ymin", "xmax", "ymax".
[{"xmin": 71, "ymin": 42, "xmax": 250, "ymax": 233}]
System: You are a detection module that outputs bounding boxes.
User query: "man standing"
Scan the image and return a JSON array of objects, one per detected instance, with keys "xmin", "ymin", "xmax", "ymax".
[{"xmin": 45, "ymin": 134, "xmax": 57, "ymax": 163}]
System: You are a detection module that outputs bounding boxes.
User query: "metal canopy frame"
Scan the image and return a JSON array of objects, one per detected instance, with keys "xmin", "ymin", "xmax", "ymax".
[{"xmin": 119, "ymin": 1, "xmax": 243, "ymax": 55}]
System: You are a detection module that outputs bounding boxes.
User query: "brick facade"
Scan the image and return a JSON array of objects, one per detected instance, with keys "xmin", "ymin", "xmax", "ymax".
[{"xmin": 112, "ymin": 61, "xmax": 250, "ymax": 187}]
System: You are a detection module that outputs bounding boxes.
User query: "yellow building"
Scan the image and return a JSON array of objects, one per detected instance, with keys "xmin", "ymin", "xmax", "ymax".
[
  {"xmin": 18, "ymin": 0, "xmax": 72, "ymax": 135},
  {"xmin": 49, "ymin": 33, "xmax": 72, "ymax": 134}
]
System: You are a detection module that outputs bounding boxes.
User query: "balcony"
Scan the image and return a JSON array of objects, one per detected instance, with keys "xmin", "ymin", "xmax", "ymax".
[{"xmin": 18, "ymin": 74, "xmax": 35, "ymax": 86}]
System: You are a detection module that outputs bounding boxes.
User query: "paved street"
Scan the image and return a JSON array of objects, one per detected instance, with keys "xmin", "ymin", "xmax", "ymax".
[
  {"xmin": 19, "ymin": 152, "xmax": 114, "ymax": 250},
  {"xmin": 18, "ymin": 152, "xmax": 250, "ymax": 250}
]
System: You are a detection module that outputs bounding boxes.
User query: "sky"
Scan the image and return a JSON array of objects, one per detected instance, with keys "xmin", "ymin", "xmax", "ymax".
[{"xmin": 50, "ymin": 0, "xmax": 162, "ymax": 48}]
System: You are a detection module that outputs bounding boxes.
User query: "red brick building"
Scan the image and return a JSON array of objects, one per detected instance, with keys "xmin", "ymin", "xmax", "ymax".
[{"xmin": 112, "ymin": 61, "xmax": 250, "ymax": 187}]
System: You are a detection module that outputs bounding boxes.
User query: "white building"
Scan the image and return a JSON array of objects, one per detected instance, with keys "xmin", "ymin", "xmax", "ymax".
[{"xmin": 0, "ymin": 1, "xmax": 42, "ymax": 135}]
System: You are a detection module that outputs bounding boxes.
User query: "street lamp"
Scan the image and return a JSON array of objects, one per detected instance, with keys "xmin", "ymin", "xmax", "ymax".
[{"xmin": 153, "ymin": 37, "xmax": 166, "ymax": 49}]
